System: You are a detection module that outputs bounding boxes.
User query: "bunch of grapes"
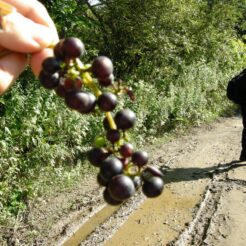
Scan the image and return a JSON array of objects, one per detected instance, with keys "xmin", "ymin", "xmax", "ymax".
[{"xmin": 39, "ymin": 37, "xmax": 164, "ymax": 206}]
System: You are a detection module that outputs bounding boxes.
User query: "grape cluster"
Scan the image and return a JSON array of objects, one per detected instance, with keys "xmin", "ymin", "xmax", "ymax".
[{"xmin": 39, "ymin": 37, "xmax": 164, "ymax": 206}]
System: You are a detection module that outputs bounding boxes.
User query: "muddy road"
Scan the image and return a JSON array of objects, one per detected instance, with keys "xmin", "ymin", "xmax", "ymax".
[
  {"xmin": 5, "ymin": 116, "xmax": 246, "ymax": 245},
  {"xmin": 49, "ymin": 116, "xmax": 246, "ymax": 246}
]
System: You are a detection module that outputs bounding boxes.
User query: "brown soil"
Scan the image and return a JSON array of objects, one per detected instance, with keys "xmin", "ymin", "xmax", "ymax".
[{"xmin": 1, "ymin": 116, "xmax": 246, "ymax": 246}]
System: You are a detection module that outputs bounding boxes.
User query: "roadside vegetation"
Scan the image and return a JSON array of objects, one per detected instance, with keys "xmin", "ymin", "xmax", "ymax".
[{"xmin": 0, "ymin": 0, "xmax": 245, "ymax": 230}]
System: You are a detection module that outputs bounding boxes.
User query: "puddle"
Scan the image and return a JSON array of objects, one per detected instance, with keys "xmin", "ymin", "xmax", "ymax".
[
  {"xmin": 61, "ymin": 205, "xmax": 119, "ymax": 246},
  {"xmin": 105, "ymin": 180, "xmax": 208, "ymax": 246}
]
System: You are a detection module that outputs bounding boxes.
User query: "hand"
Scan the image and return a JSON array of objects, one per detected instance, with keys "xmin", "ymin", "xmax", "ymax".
[{"xmin": 0, "ymin": 0, "xmax": 59, "ymax": 95}]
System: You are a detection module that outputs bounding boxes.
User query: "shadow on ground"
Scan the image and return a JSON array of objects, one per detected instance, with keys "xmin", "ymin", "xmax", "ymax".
[{"xmin": 161, "ymin": 161, "xmax": 246, "ymax": 184}]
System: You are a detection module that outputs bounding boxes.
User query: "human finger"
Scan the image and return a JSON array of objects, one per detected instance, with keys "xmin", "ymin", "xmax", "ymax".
[
  {"xmin": 0, "ymin": 11, "xmax": 56, "ymax": 52},
  {"xmin": 2, "ymin": 0, "xmax": 59, "ymax": 42},
  {"xmin": 30, "ymin": 47, "xmax": 54, "ymax": 77},
  {"xmin": 0, "ymin": 52, "xmax": 27, "ymax": 95}
]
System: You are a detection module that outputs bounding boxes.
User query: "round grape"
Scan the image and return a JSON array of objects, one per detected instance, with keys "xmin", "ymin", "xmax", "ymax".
[
  {"xmin": 98, "ymin": 74, "xmax": 114, "ymax": 87},
  {"xmin": 114, "ymin": 109, "xmax": 136, "ymax": 130},
  {"xmin": 142, "ymin": 176, "xmax": 164, "ymax": 198},
  {"xmin": 119, "ymin": 143, "xmax": 134, "ymax": 158},
  {"xmin": 143, "ymin": 166, "xmax": 164, "ymax": 179},
  {"xmin": 65, "ymin": 91, "xmax": 95, "ymax": 113},
  {"xmin": 132, "ymin": 151, "xmax": 149, "ymax": 167},
  {"xmin": 61, "ymin": 37, "xmax": 85, "ymax": 59},
  {"xmin": 39, "ymin": 71, "xmax": 59, "ymax": 89},
  {"xmin": 108, "ymin": 174, "xmax": 135, "ymax": 201},
  {"xmin": 94, "ymin": 136, "xmax": 106, "ymax": 148},
  {"xmin": 103, "ymin": 188, "xmax": 122, "ymax": 206},
  {"xmin": 63, "ymin": 77, "xmax": 82, "ymax": 92},
  {"xmin": 87, "ymin": 148, "xmax": 108, "ymax": 167},
  {"xmin": 100, "ymin": 157, "xmax": 123, "ymax": 182},
  {"xmin": 92, "ymin": 56, "xmax": 113, "ymax": 79},
  {"xmin": 42, "ymin": 57, "xmax": 61, "ymax": 74},
  {"xmin": 54, "ymin": 39, "xmax": 65, "ymax": 60},
  {"xmin": 84, "ymin": 92, "xmax": 97, "ymax": 113},
  {"xmin": 106, "ymin": 129, "xmax": 121, "ymax": 144},
  {"xmin": 97, "ymin": 92, "xmax": 117, "ymax": 112},
  {"xmin": 97, "ymin": 173, "xmax": 108, "ymax": 186},
  {"xmin": 55, "ymin": 84, "xmax": 66, "ymax": 98},
  {"xmin": 103, "ymin": 117, "xmax": 110, "ymax": 130}
]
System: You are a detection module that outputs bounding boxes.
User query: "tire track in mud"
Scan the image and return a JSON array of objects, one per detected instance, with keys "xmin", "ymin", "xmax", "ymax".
[{"xmin": 169, "ymin": 162, "xmax": 246, "ymax": 246}]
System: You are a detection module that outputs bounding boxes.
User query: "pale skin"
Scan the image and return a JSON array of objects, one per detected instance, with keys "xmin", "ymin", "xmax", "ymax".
[{"xmin": 0, "ymin": 0, "xmax": 59, "ymax": 95}]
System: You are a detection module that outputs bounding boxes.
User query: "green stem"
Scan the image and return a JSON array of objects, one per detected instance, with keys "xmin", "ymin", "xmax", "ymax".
[
  {"xmin": 105, "ymin": 112, "xmax": 117, "ymax": 130},
  {"xmin": 83, "ymin": 71, "xmax": 117, "ymax": 130},
  {"xmin": 83, "ymin": 72, "xmax": 102, "ymax": 97}
]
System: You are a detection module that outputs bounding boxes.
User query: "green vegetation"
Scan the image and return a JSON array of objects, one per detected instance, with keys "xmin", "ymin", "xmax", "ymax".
[{"xmin": 0, "ymin": 0, "xmax": 246, "ymax": 225}]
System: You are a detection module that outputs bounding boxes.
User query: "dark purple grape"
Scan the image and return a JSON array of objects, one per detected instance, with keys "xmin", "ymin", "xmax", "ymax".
[
  {"xmin": 142, "ymin": 176, "xmax": 164, "ymax": 198},
  {"xmin": 63, "ymin": 77, "xmax": 82, "ymax": 92},
  {"xmin": 87, "ymin": 148, "xmax": 108, "ymax": 167},
  {"xmin": 132, "ymin": 151, "xmax": 148, "ymax": 167},
  {"xmin": 100, "ymin": 157, "xmax": 123, "ymax": 181},
  {"xmin": 42, "ymin": 57, "xmax": 61, "ymax": 74},
  {"xmin": 84, "ymin": 92, "xmax": 97, "ymax": 113},
  {"xmin": 103, "ymin": 117, "xmax": 110, "ymax": 130},
  {"xmin": 92, "ymin": 56, "xmax": 113, "ymax": 79},
  {"xmin": 106, "ymin": 129, "xmax": 121, "ymax": 144},
  {"xmin": 54, "ymin": 40, "xmax": 65, "ymax": 60},
  {"xmin": 61, "ymin": 37, "xmax": 85, "ymax": 59},
  {"xmin": 65, "ymin": 91, "xmax": 95, "ymax": 113},
  {"xmin": 98, "ymin": 74, "xmax": 114, "ymax": 87},
  {"xmin": 119, "ymin": 143, "xmax": 134, "ymax": 158},
  {"xmin": 39, "ymin": 70, "xmax": 59, "ymax": 89},
  {"xmin": 55, "ymin": 84, "xmax": 66, "ymax": 98},
  {"xmin": 108, "ymin": 174, "xmax": 135, "ymax": 201},
  {"xmin": 55, "ymin": 72, "xmax": 82, "ymax": 97},
  {"xmin": 103, "ymin": 188, "xmax": 122, "ymax": 206},
  {"xmin": 114, "ymin": 109, "xmax": 136, "ymax": 130},
  {"xmin": 97, "ymin": 173, "xmax": 108, "ymax": 186},
  {"xmin": 65, "ymin": 91, "xmax": 88, "ymax": 110},
  {"xmin": 143, "ymin": 166, "xmax": 164, "ymax": 179},
  {"xmin": 97, "ymin": 92, "xmax": 117, "ymax": 112}
]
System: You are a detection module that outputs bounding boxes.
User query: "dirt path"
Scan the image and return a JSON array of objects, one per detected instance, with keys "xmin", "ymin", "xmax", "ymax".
[
  {"xmin": 54, "ymin": 116, "xmax": 246, "ymax": 246},
  {"xmin": 3, "ymin": 116, "xmax": 245, "ymax": 245}
]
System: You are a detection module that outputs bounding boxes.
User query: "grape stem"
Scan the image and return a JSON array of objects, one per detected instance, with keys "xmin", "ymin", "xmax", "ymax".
[
  {"xmin": 105, "ymin": 112, "xmax": 117, "ymax": 130},
  {"xmin": 83, "ymin": 72, "xmax": 102, "ymax": 97},
  {"xmin": 82, "ymin": 71, "xmax": 117, "ymax": 130}
]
